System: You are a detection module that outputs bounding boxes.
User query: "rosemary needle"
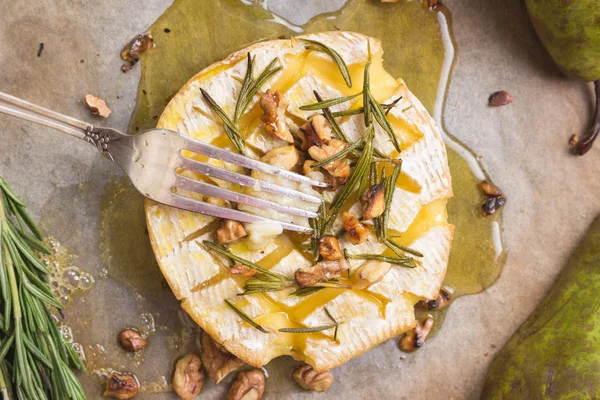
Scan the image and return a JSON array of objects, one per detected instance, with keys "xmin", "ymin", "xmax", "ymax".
[
  {"xmin": 279, "ymin": 324, "xmax": 337, "ymax": 334},
  {"xmin": 301, "ymin": 39, "xmax": 352, "ymax": 88},
  {"xmin": 300, "ymin": 92, "xmax": 362, "ymax": 111},
  {"xmin": 224, "ymin": 299, "xmax": 268, "ymax": 333}
]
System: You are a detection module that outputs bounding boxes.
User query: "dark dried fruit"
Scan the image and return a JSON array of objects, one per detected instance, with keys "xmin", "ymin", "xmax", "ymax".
[
  {"xmin": 419, "ymin": 287, "xmax": 454, "ymax": 311},
  {"xmin": 104, "ymin": 373, "xmax": 140, "ymax": 399},
  {"xmin": 119, "ymin": 329, "xmax": 147, "ymax": 352},
  {"xmin": 488, "ymin": 90, "xmax": 513, "ymax": 107}
]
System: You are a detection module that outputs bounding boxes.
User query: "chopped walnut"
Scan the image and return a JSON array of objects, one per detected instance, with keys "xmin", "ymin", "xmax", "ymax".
[
  {"xmin": 350, "ymin": 260, "xmax": 392, "ymax": 290},
  {"xmin": 399, "ymin": 317, "xmax": 434, "ymax": 352},
  {"xmin": 227, "ymin": 369, "xmax": 265, "ymax": 400},
  {"xmin": 84, "ymin": 94, "xmax": 112, "ymax": 118},
  {"xmin": 173, "ymin": 353, "xmax": 204, "ymax": 400},
  {"xmin": 103, "ymin": 373, "xmax": 140, "ymax": 399},
  {"xmin": 479, "ymin": 181, "xmax": 503, "ymax": 197},
  {"xmin": 121, "ymin": 33, "xmax": 153, "ymax": 64},
  {"xmin": 569, "ymin": 134, "xmax": 580, "ymax": 148},
  {"xmin": 419, "ymin": 287, "xmax": 454, "ymax": 311},
  {"xmin": 201, "ymin": 332, "xmax": 245, "ymax": 384},
  {"xmin": 360, "ymin": 183, "xmax": 385, "ymax": 220},
  {"xmin": 303, "ymin": 160, "xmax": 318, "ymax": 175},
  {"xmin": 118, "ymin": 329, "xmax": 147, "ymax": 352},
  {"xmin": 295, "ymin": 259, "xmax": 350, "ymax": 287},
  {"xmin": 259, "ymin": 90, "xmax": 293, "ymax": 143},
  {"xmin": 319, "ymin": 235, "xmax": 342, "ymax": 260},
  {"xmin": 261, "ymin": 145, "xmax": 301, "ymax": 171},
  {"xmin": 343, "ymin": 212, "xmax": 369, "ymax": 244},
  {"xmin": 216, "ymin": 219, "xmax": 248, "ymax": 244},
  {"xmin": 308, "ymin": 139, "xmax": 350, "ymax": 183},
  {"xmin": 292, "ymin": 364, "xmax": 334, "ymax": 392},
  {"xmin": 299, "ymin": 115, "xmax": 332, "ymax": 149},
  {"xmin": 228, "ymin": 264, "xmax": 258, "ymax": 278}
]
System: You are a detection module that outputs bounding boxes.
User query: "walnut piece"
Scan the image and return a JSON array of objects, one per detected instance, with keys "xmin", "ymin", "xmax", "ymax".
[
  {"xmin": 350, "ymin": 260, "xmax": 392, "ymax": 290},
  {"xmin": 216, "ymin": 219, "xmax": 248, "ymax": 244},
  {"xmin": 261, "ymin": 145, "xmax": 301, "ymax": 171},
  {"xmin": 121, "ymin": 33, "xmax": 153, "ymax": 64},
  {"xmin": 228, "ymin": 264, "xmax": 258, "ymax": 278},
  {"xmin": 343, "ymin": 212, "xmax": 369, "ymax": 244},
  {"xmin": 103, "ymin": 373, "xmax": 140, "ymax": 399},
  {"xmin": 299, "ymin": 115, "xmax": 332, "ymax": 149},
  {"xmin": 319, "ymin": 235, "xmax": 342, "ymax": 260},
  {"xmin": 295, "ymin": 259, "xmax": 350, "ymax": 287},
  {"xmin": 259, "ymin": 90, "xmax": 293, "ymax": 143},
  {"xmin": 201, "ymin": 331, "xmax": 245, "ymax": 384},
  {"xmin": 479, "ymin": 181, "xmax": 506, "ymax": 216},
  {"xmin": 418, "ymin": 287, "xmax": 453, "ymax": 311},
  {"xmin": 227, "ymin": 369, "xmax": 265, "ymax": 400},
  {"xmin": 84, "ymin": 94, "xmax": 112, "ymax": 118},
  {"xmin": 118, "ymin": 329, "xmax": 146, "ymax": 352},
  {"xmin": 173, "ymin": 353, "xmax": 204, "ymax": 400},
  {"xmin": 360, "ymin": 183, "xmax": 385, "ymax": 220},
  {"xmin": 399, "ymin": 317, "xmax": 434, "ymax": 352},
  {"xmin": 292, "ymin": 364, "xmax": 334, "ymax": 392}
]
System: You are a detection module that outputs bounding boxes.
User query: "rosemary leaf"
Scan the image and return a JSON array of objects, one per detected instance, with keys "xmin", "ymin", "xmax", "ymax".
[
  {"xmin": 370, "ymin": 93, "xmax": 402, "ymax": 153},
  {"xmin": 279, "ymin": 324, "xmax": 337, "ymax": 333},
  {"xmin": 241, "ymin": 57, "xmax": 282, "ymax": 119},
  {"xmin": 345, "ymin": 252, "xmax": 418, "ymax": 268},
  {"xmin": 203, "ymin": 241, "xmax": 285, "ymax": 279},
  {"xmin": 331, "ymin": 97, "xmax": 403, "ymax": 118},
  {"xmin": 224, "ymin": 299, "xmax": 268, "ymax": 333},
  {"xmin": 381, "ymin": 163, "xmax": 402, "ymax": 233},
  {"xmin": 301, "ymin": 39, "xmax": 352, "ymax": 88},
  {"xmin": 200, "ymin": 88, "xmax": 247, "ymax": 155},
  {"xmin": 385, "ymin": 238, "xmax": 423, "ymax": 258},
  {"xmin": 233, "ymin": 52, "xmax": 254, "ymax": 123},
  {"xmin": 329, "ymin": 125, "xmax": 374, "ymax": 212},
  {"xmin": 300, "ymin": 92, "xmax": 362, "ymax": 111},
  {"xmin": 363, "ymin": 46, "xmax": 372, "ymax": 127},
  {"xmin": 324, "ymin": 307, "xmax": 340, "ymax": 342},
  {"xmin": 291, "ymin": 286, "xmax": 324, "ymax": 297}
]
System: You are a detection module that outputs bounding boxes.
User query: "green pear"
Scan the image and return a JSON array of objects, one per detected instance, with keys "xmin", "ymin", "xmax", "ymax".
[
  {"xmin": 482, "ymin": 215, "xmax": 600, "ymax": 399},
  {"xmin": 525, "ymin": 0, "xmax": 600, "ymax": 155}
]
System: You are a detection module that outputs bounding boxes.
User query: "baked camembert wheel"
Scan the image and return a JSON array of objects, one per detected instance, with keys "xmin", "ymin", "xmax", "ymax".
[{"xmin": 145, "ymin": 32, "xmax": 454, "ymax": 372}]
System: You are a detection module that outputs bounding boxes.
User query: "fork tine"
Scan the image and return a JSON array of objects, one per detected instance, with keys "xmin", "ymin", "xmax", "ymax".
[
  {"xmin": 179, "ymin": 135, "xmax": 329, "ymax": 188},
  {"xmin": 169, "ymin": 192, "xmax": 313, "ymax": 233},
  {"xmin": 174, "ymin": 175, "xmax": 318, "ymax": 218},
  {"xmin": 178, "ymin": 156, "xmax": 323, "ymax": 205}
]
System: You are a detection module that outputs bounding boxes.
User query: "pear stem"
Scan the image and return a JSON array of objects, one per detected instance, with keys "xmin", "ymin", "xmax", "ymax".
[{"xmin": 576, "ymin": 80, "xmax": 600, "ymax": 155}]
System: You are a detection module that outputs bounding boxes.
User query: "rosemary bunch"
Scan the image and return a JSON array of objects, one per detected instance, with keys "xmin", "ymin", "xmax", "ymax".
[{"xmin": 0, "ymin": 177, "xmax": 86, "ymax": 400}]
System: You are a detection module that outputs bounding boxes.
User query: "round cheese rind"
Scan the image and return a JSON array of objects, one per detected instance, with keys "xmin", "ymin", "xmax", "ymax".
[{"xmin": 145, "ymin": 31, "xmax": 454, "ymax": 372}]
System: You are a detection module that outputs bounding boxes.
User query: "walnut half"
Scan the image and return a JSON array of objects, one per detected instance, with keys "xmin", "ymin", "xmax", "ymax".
[
  {"xmin": 360, "ymin": 183, "xmax": 385, "ymax": 220},
  {"xmin": 343, "ymin": 212, "xmax": 369, "ymax": 244},
  {"xmin": 201, "ymin": 331, "xmax": 245, "ymax": 384},
  {"xmin": 299, "ymin": 114, "xmax": 332, "ymax": 149},
  {"xmin": 292, "ymin": 364, "xmax": 334, "ymax": 392},
  {"xmin": 173, "ymin": 353, "xmax": 204, "ymax": 400},
  {"xmin": 259, "ymin": 90, "xmax": 293, "ymax": 143},
  {"xmin": 295, "ymin": 259, "xmax": 350, "ymax": 287},
  {"xmin": 319, "ymin": 235, "xmax": 342, "ymax": 260},
  {"xmin": 227, "ymin": 369, "xmax": 265, "ymax": 400}
]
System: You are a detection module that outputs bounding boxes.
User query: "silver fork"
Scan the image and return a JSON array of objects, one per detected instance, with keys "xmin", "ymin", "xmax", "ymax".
[{"xmin": 0, "ymin": 91, "xmax": 326, "ymax": 233}]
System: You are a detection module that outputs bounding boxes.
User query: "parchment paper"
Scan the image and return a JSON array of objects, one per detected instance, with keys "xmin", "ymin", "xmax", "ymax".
[{"xmin": 1, "ymin": 0, "xmax": 599, "ymax": 398}]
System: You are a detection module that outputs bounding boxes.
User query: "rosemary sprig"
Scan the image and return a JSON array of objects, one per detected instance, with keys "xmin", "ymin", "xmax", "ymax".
[
  {"xmin": 0, "ymin": 177, "xmax": 86, "ymax": 400},
  {"xmin": 200, "ymin": 88, "xmax": 247, "ymax": 155},
  {"xmin": 300, "ymin": 92, "xmax": 362, "ymax": 111},
  {"xmin": 234, "ymin": 55, "xmax": 282, "ymax": 123},
  {"xmin": 330, "ymin": 97, "xmax": 402, "ymax": 118},
  {"xmin": 242, "ymin": 273, "xmax": 290, "ymax": 295},
  {"xmin": 329, "ymin": 125, "xmax": 374, "ymax": 212},
  {"xmin": 344, "ymin": 251, "xmax": 418, "ymax": 268},
  {"xmin": 291, "ymin": 286, "xmax": 324, "ymax": 297},
  {"xmin": 301, "ymin": 39, "xmax": 352, "ymax": 88},
  {"xmin": 224, "ymin": 299, "xmax": 268, "ymax": 333},
  {"xmin": 203, "ymin": 240, "xmax": 286, "ymax": 279},
  {"xmin": 362, "ymin": 44, "xmax": 372, "ymax": 127},
  {"xmin": 279, "ymin": 324, "xmax": 337, "ymax": 334},
  {"xmin": 370, "ymin": 93, "xmax": 402, "ymax": 153}
]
